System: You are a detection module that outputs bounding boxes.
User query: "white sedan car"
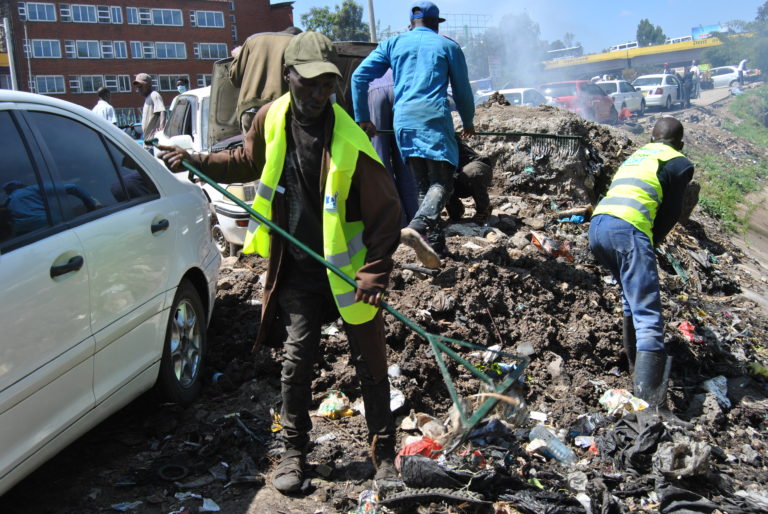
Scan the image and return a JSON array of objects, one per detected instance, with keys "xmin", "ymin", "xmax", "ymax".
[
  {"xmin": 631, "ymin": 74, "xmax": 683, "ymax": 111},
  {"xmin": 0, "ymin": 90, "xmax": 220, "ymax": 495},
  {"xmin": 596, "ymin": 80, "xmax": 646, "ymax": 115},
  {"xmin": 709, "ymin": 66, "xmax": 741, "ymax": 88},
  {"xmin": 475, "ymin": 87, "xmax": 548, "ymax": 106}
]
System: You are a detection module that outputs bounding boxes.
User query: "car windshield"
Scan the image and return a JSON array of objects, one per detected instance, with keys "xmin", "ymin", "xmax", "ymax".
[
  {"xmin": 598, "ymin": 83, "xmax": 618, "ymax": 94},
  {"xmin": 633, "ymin": 77, "xmax": 662, "ymax": 87},
  {"xmin": 541, "ymin": 83, "xmax": 577, "ymax": 97},
  {"xmin": 504, "ymin": 92, "xmax": 523, "ymax": 105}
]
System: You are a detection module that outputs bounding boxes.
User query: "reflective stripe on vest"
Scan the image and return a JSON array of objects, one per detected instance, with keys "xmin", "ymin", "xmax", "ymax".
[
  {"xmin": 592, "ymin": 142, "xmax": 684, "ymax": 243},
  {"xmin": 242, "ymin": 93, "xmax": 384, "ymax": 325}
]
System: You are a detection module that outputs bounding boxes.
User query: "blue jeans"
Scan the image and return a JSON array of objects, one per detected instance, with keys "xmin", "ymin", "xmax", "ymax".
[
  {"xmin": 588, "ymin": 214, "xmax": 665, "ymax": 352},
  {"xmin": 407, "ymin": 157, "xmax": 455, "ymax": 250}
]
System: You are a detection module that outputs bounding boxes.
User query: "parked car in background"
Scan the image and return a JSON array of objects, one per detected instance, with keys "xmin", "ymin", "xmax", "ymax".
[
  {"xmin": 0, "ymin": 90, "xmax": 220, "ymax": 495},
  {"xmin": 708, "ymin": 66, "xmax": 741, "ymax": 88},
  {"xmin": 121, "ymin": 122, "xmax": 143, "ymax": 145},
  {"xmin": 474, "ymin": 87, "xmax": 548, "ymax": 107},
  {"xmin": 155, "ymin": 86, "xmax": 250, "ymax": 257},
  {"xmin": 539, "ymin": 80, "xmax": 618, "ymax": 123},
  {"xmin": 631, "ymin": 74, "xmax": 683, "ymax": 111},
  {"xmin": 596, "ymin": 79, "xmax": 646, "ymax": 115}
]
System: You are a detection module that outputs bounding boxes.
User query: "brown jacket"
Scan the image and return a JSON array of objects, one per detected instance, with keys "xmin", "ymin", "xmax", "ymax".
[
  {"xmin": 191, "ymin": 101, "xmax": 403, "ymax": 351},
  {"xmin": 229, "ymin": 32, "xmax": 294, "ymax": 118}
]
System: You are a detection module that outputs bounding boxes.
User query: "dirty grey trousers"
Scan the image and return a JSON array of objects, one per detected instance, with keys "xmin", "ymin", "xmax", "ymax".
[
  {"xmin": 276, "ymin": 285, "xmax": 395, "ymax": 454},
  {"xmin": 406, "ymin": 157, "xmax": 456, "ymax": 251}
]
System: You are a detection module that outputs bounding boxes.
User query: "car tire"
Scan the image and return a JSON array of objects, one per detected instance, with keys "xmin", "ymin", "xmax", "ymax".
[
  {"xmin": 212, "ymin": 224, "xmax": 230, "ymax": 257},
  {"xmin": 157, "ymin": 280, "xmax": 206, "ymax": 406},
  {"xmin": 639, "ymin": 100, "xmax": 646, "ymax": 116},
  {"xmin": 730, "ymin": 80, "xmax": 738, "ymax": 87},
  {"xmin": 664, "ymin": 96, "xmax": 672, "ymax": 111}
]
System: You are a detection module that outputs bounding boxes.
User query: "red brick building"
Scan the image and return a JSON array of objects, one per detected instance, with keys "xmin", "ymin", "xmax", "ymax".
[{"xmin": 3, "ymin": 0, "xmax": 293, "ymax": 122}]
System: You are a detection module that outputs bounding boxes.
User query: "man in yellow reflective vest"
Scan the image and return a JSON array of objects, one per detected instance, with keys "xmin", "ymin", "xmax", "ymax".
[
  {"xmin": 589, "ymin": 118, "xmax": 694, "ymax": 415},
  {"xmin": 160, "ymin": 32, "xmax": 403, "ymax": 494}
]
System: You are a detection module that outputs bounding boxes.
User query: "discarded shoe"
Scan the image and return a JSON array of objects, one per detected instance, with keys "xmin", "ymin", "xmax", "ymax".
[
  {"xmin": 272, "ymin": 449, "xmax": 304, "ymax": 494},
  {"xmin": 400, "ymin": 227, "xmax": 441, "ymax": 269}
]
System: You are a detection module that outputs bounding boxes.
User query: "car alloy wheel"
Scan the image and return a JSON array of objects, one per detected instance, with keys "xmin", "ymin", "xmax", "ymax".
[
  {"xmin": 158, "ymin": 280, "xmax": 206, "ymax": 405},
  {"xmin": 212, "ymin": 224, "xmax": 230, "ymax": 257}
]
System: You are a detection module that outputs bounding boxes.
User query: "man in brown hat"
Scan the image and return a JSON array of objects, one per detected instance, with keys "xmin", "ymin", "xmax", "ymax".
[
  {"xmin": 133, "ymin": 73, "xmax": 166, "ymax": 145},
  {"xmin": 159, "ymin": 31, "xmax": 402, "ymax": 494}
]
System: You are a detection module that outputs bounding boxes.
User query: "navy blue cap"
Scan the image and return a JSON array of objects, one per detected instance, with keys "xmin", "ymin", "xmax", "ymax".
[{"xmin": 410, "ymin": 1, "xmax": 446, "ymax": 23}]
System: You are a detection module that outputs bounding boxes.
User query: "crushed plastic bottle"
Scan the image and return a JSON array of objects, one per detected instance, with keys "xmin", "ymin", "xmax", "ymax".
[{"xmin": 529, "ymin": 424, "xmax": 576, "ymax": 466}]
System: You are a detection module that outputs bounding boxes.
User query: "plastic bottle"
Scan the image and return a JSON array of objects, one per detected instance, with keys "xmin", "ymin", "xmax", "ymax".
[{"xmin": 529, "ymin": 424, "xmax": 576, "ymax": 465}]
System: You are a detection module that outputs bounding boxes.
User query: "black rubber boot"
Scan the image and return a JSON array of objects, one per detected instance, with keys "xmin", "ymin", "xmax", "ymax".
[
  {"xmin": 633, "ymin": 351, "xmax": 666, "ymax": 409},
  {"xmin": 361, "ymin": 381, "xmax": 397, "ymax": 480},
  {"xmin": 623, "ymin": 315, "xmax": 637, "ymax": 372}
]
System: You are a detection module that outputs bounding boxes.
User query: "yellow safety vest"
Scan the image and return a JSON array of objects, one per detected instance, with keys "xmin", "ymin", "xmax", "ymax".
[
  {"xmin": 593, "ymin": 142, "xmax": 684, "ymax": 244},
  {"xmin": 242, "ymin": 93, "xmax": 384, "ymax": 325}
]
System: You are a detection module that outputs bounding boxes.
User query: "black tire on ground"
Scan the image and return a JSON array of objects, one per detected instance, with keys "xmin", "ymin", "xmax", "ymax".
[
  {"xmin": 730, "ymin": 80, "xmax": 739, "ymax": 87},
  {"xmin": 157, "ymin": 280, "xmax": 206, "ymax": 406}
]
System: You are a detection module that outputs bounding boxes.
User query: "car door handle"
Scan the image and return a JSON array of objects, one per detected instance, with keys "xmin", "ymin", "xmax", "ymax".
[
  {"xmin": 151, "ymin": 219, "xmax": 170, "ymax": 233},
  {"xmin": 50, "ymin": 255, "xmax": 84, "ymax": 278}
]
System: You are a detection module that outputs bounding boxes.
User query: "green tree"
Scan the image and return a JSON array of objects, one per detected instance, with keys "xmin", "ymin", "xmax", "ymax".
[
  {"xmin": 300, "ymin": 0, "xmax": 369, "ymax": 42},
  {"xmin": 563, "ymin": 32, "xmax": 577, "ymax": 47},
  {"xmin": 636, "ymin": 18, "xmax": 666, "ymax": 46},
  {"xmin": 758, "ymin": 1, "xmax": 768, "ymax": 22},
  {"xmin": 549, "ymin": 40, "xmax": 565, "ymax": 50}
]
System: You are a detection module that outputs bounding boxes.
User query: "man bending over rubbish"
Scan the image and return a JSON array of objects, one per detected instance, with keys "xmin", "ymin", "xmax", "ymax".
[
  {"xmin": 589, "ymin": 117, "xmax": 693, "ymax": 417},
  {"xmin": 159, "ymin": 31, "xmax": 402, "ymax": 494}
]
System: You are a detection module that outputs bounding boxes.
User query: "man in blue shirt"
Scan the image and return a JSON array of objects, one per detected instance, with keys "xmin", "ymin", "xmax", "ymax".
[{"xmin": 352, "ymin": 1, "xmax": 475, "ymax": 268}]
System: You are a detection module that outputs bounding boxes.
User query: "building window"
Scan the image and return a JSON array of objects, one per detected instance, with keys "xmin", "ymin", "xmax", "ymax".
[
  {"xmin": 141, "ymin": 41, "xmax": 154, "ymax": 59},
  {"xmin": 158, "ymin": 74, "xmax": 190, "ymax": 92},
  {"xmin": 231, "ymin": 25, "xmax": 238, "ymax": 43},
  {"xmin": 110, "ymin": 6, "xmax": 122, "ymax": 23},
  {"xmin": 155, "ymin": 42, "xmax": 186, "ymax": 59},
  {"xmin": 22, "ymin": 3, "xmax": 57, "ymax": 22},
  {"xmin": 34, "ymin": 75, "xmax": 65, "ymax": 94},
  {"xmin": 64, "ymin": 40, "xmax": 75, "ymax": 58},
  {"xmin": 0, "ymin": 75, "xmax": 12, "ymax": 89},
  {"xmin": 32, "ymin": 39, "xmax": 61, "ymax": 58},
  {"xmin": 76, "ymin": 40, "xmax": 100, "ymax": 58},
  {"xmin": 97, "ymin": 5, "xmax": 110, "ymax": 23},
  {"xmin": 194, "ymin": 43, "xmax": 228, "ymax": 60},
  {"xmin": 229, "ymin": 1, "xmax": 235, "ymax": 11},
  {"xmin": 126, "ymin": 7, "xmax": 138, "ymax": 24},
  {"xmin": 113, "ymin": 41, "xmax": 127, "ymax": 58},
  {"xmin": 104, "ymin": 74, "xmax": 131, "ymax": 93},
  {"xmin": 130, "ymin": 41, "xmax": 142, "ymax": 58},
  {"xmin": 192, "ymin": 10, "xmax": 224, "ymax": 28},
  {"xmin": 80, "ymin": 75, "xmax": 104, "ymax": 93},
  {"xmin": 69, "ymin": 76, "xmax": 80, "ymax": 93},
  {"xmin": 151, "ymin": 9, "xmax": 182, "ymax": 26},
  {"xmin": 197, "ymin": 74, "xmax": 212, "ymax": 88},
  {"xmin": 71, "ymin": 4, "xmax": 97, "ymax": 23}
]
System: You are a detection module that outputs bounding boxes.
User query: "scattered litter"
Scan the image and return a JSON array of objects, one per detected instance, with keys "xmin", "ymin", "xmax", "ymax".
[
  {"xmin": 528, "ymin": 231, "xmax": 575, "ymax": 262},
  {"xmin": 462, "ymin": 241, "xmax": 483, "ymax": 250},
  {"xmin": 747, "ymin": 362, "xmax": 768, "ymax": 378},
  {"xmin": 602, "ymin": 275, "xmax": 617, "ymax": 285},
  {"xmin": 528, "ymin": 424, "xmax": 576, "ymax": 465},
  {"xmin": 111, "ymin": 501, "xmax": 143, "ymax": 512},
  {"xmin": 677, "ymin": 320, "xmax": 704, "ymax": 343},
  {"xmin": 556, "ymin": 214, "xmax": 585, "ymax": 224},
  {"xmin": 395, "ymin": 438, "xmax": 443, "ymax": 470},
  {"xmin": 387, "ymin": 364, "xmax": 401, "ymax": 377},
  {"xmin": 354, "ymin": 386, "xmax": 405, "ymax": 416},
  {"xmin": 702, "ymin": 375, "xmax": 731, "ymax": 409},
  {"xmin": 200, "ymin": 498, "xmax": 221, "ymax": 512},
  {"xmin": 271, "ymin": 409, "xmax": 283, "ymax": 432},
  {"xmin": 599, "ymin": 389, "xmax": 649, "ymax": 416},
  {"xmin": 208, "ymin": 462, "xmax": 229, "ymax": 482},
  {"xmin": 355, "ymin": 490, "xmax": 379, "ymax": 513},
  {"xmin": 315, "ymin": 433, "xmax": 337, "ymax": 444},
  {"xmin": 482, "ymin": 343, "xmax": 502, "ymax": 363},
  {"xmin": 653, "ymin": 438, "xmax": 712, "ymax": 478},
  {"xmin": 317, "ymin": 390, "xmax": 355, "ymax": 419},
  {"xmin": 574, "ymin": 435, "xmax": 594, "ymax": 448},
  {"xmin": 321, "ymin": 324, "xmax": 340, "ymax": 336},
  {"xmin": 529, "ymin": 411, "xmax": 548, "ymax": 423},
  {"xmin": 174, "ymin": 492, "xmax": 201, "ymax": 501}
]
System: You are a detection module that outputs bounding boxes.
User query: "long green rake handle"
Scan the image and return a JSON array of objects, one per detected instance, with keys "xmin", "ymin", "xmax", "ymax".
[
  {"xmin": 377, "ymin": 128, "xmax": 581, "ymax": 140},
  {"xmin": 151, "ymin": 140, "xmax": 528, "ymax": 445}
]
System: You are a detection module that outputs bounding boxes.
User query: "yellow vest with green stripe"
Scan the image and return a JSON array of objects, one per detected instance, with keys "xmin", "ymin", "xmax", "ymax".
[
  {"xmin": 593, "ymin": 142, "xmax": 684, "ymax": 244},
  {"xmin": 242, "ymin": 93, "xmax": 384, "ymax": 325}
]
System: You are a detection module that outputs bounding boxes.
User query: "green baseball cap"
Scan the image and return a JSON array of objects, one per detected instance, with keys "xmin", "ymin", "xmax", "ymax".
[{"xmin": 284, "ymin": 31, "xmax": 341, "ymax": 79}]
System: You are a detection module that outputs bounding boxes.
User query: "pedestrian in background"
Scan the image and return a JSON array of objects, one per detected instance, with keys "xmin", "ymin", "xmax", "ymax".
[
  {"xmin": 738, "ymin": 58, "xmax": 748, "ymax": 86},
  {"xmin": 133, "ymin": 73, "xmax": 166, "ymax": 146},
  {"xmin": 367, "ymin": 69, "xmax": 419, "ymax": 225},
  {"xmin": 690, "ymin": 60, "xmax": 701, "ymax": 98},
  {"xmin": 175, "ymin": 77, "xmax": 189, "ymax": 94},
  {"xmin": 351, "ymin": 1, "xmax": 476, "ymax": 269},
  {"xmin": 91, "ymin": 87, "xmax": 116, "ymax": 124}
]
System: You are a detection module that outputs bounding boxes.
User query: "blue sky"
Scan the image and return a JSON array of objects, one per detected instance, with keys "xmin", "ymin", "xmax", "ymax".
[{"xmin": 287, "ymin": 0, "xmax": 765, "ymax": 53}]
